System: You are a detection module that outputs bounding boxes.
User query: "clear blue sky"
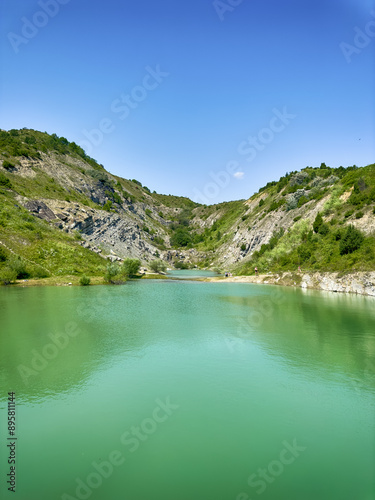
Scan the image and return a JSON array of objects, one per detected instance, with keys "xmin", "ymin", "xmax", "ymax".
[{"xmin": 1, "ymin": 0, "xmax": 374, "ymax": 204}]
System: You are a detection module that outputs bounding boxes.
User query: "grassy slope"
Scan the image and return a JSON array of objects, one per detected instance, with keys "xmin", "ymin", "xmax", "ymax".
[{"xmin": 0, "ymin": 187, "xmax": 106, "ymax": 279}]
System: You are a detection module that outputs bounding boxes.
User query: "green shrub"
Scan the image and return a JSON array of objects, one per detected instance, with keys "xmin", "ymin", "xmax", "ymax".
[
  {"xmin": 145, "ymin": 209, "xmax": 152, "ymax": 216},
  {"xmin": 89, "ymin": 170, "xmax": 112, "ymax": 187},
  {"xmin": 313, "ymin": 213, "xmax": 323, "ymax": 233},
  {"xmin": 0, "ymin": 247, "xmax": 7, "ymax": 262},
  {"xmin": 123, "ymin": 258, "xmax": 140, "ymax": 277},
  {"xmin": 149, "ymin": 259, "xmax": 167, "ymax": 273},
  {"xmin": 334, "ymin": 230, "xmax": 342, "ymax": 241},
  {"xmin": 8, "ymin": 256, "xmax": 30, "ymax": 279},
  {"xmin": 104, "ymin": 263, "xmax": 120, "ymax": 283},
  {"xmin": 258, "ymin": 199, "xmax": 265, "ymax": 207},
  {"xmin": 31, "ymin": 266, "xmax": 50, "ymax": 279},
  {"xmin": 240, "ymin": 243, "xmax": 246, "ymax": 251},
  {"xmin": 344, "ymin": 209, "xmax": 354, "ymax": 218},
  {"xmin": 269, "ymin": 199, "xmax": 285, "ymax": 212},
  {"xmin": 297, "ymin": 195, "xmax": 309, "ymax": 207},
  {"xmin": 175, "ymin": 260, "xmax": 189, "ymax": 269},
  {"xmin": 79, "ymin": 275, "xmax": 91, "ymax": 286},
  {"xmin": 297, "ymin": 244, "xmax": 312, "ymax": 262},
  {"xmin": 0, "ymin": 172, "xmax": 12, "ymax": 188},
  {"xmin": 0, "ymin": 267, "xmax": 17, "ymax": 285},
  {"xmin": 355, "ymin": 211, "xmax": 364, "ymax": 219},
  {"xmin": 319, "ymin": 224, "xmax": 329, "ymax": 236},
  {"xmin": 112, "ymin": 192, "xmax": 122, "ymax": 204},
  {"xmin": 153, "ymin": 236, "xmax": 165, "ymax": 247},
  {"xmin": 339, "ymin": 225, "xmax": 364, "ymax": 255},
  {"xmin": 293, "ymin": 216, "xmax": 302, "ymax": 222},
  {"xmin": 170, "ymin": 227, "xmax": 192, "ymax": 247},
  {"xmin": 2, "ymin": 160, "xmax": 15, "ymax": 170},
  {"xmin": 312, "ymin": 212, "xmax": 329, "ymax": 235},
  {"xmin": 103, "ymin": 200, "xmax": 113, "ymax": 211}
]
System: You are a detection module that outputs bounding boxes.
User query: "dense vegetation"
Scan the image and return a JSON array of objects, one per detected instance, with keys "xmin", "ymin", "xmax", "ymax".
[{"xmin": 0, "ymin": 128, "xmax": 104, "ymax": 170}]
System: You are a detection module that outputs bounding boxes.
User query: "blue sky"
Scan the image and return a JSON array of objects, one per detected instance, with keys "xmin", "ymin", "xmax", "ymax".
[{"xmin": 1, "ymin": 0, "xmax": 374, "ymax": 204}]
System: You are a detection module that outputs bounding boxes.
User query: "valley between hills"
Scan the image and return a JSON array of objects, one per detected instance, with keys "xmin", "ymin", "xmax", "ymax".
[{"xmin": 0, "ymin": 128, "xmax": 374, "ymax": 294}]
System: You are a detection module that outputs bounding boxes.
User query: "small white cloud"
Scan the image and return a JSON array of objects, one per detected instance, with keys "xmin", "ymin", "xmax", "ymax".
[{"xmin": 233, "ymin": 171, "xmax": 245, "ymax": 179}]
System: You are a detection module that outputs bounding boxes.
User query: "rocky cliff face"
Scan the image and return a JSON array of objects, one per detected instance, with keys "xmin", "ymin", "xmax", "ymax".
[
  {"xmin": 8, "ymin": 150, "xmax": 208, "ymax": 266},
  {"xmin": 22, "ymin": 198, "xmax": 161, "ymax": 261}
]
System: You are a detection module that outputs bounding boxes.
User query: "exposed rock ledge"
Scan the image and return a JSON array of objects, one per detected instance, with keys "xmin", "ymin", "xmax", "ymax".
[{"xmin": 205, "ymin": 271, "xmax": 375, "ymax": 297}]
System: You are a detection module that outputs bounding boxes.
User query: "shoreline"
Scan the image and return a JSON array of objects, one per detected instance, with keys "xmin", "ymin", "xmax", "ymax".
[
  {"xmin": 203, "ymin": 271, "xmax": 375, "ymax": 297},
  {"xmin": 5, "ymin": 270, "xmax": 375, "ymax": 297},
  {"xmin": 6, "ymin": 273, "xmax": 166, "ymax": 287}
]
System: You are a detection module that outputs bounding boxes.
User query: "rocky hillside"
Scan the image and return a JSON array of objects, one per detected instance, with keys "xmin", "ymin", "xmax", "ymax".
[
  {"xmin": 0, "ymin": 128, "xmax": 374, "ymax": 281},
  {"xmin": 190, "ymin": 164, "xmax": 375, "ymax": 274}
]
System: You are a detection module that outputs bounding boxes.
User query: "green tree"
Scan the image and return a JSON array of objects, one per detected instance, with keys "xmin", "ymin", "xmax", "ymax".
[
  {"xmin": 8, "ymin": 256, "xmax": 29, "ymax": 279},
  {"xmin": 0, "ymin": 267, "xmax": 17, "ymax": 285},
  {"xmin": 313, "ymin": 212, "xmax": 323, "ymax": 233},
  {"xmin": 339, "ymin": 225, "xmax": 364, "ymax": 255},
  {"xmin": 2, "ymin": 160, "xmax": 15, "ymax": 170},
  {"xmin": 319, "ymin": 224, "xmax": 329, "ymax": 236},
  {"xmin": 79, "ymin": 275, "xmax": 91, "ymax": 286},
  {"xmin": 0, "ymin": 172, "xmax": 12, "ymax": 188},
  {"xmin": 123, "ymin": 258, "xmax": 141, "ymax": 277},
  {"xmin": 0, "ymin": 247, "xmax": 7, "ymax": 262},
  {"xmin": 104, "ymin": 263, "xmax": 120, "ymax": 283},
  {"xmin": 149, "ymin": 259, "xmax": 167, "ymax": 273},
  {"xmin": 170, "ymin": 227, "xmax": 192, "ymax": 247},
  {"xmin": 297, "ymin": 195, "xmax": 308, "ymax": 207}
]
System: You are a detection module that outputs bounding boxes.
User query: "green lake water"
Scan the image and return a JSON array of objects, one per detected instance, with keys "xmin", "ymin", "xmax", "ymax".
[{"xmin": 0, "ymin": 277, "xmax": 374, "ymax": 500}]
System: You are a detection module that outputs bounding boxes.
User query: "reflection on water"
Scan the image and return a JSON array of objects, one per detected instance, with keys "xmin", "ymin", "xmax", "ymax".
[
  {"xmin": 0, "ymin": 282, "xmax": 374, "ymax": 500},
  {"xmin": 166, "ymin": 269, "xmax": 220, "ymax": 279},
  {"xmin": 220, "ymin": 285, "xmax": 375, "ymax": 389}
]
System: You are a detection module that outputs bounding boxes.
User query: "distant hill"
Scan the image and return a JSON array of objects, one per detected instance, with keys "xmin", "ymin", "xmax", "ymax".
[{"xmin": 0, "ymin": 128, "xmax": 374, "ymax": 283}]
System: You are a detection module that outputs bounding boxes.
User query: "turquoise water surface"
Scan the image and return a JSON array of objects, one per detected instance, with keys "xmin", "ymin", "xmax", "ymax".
[{"xmin": 0, "ymin": 278, "xmax": 374, "ymax": 499}]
